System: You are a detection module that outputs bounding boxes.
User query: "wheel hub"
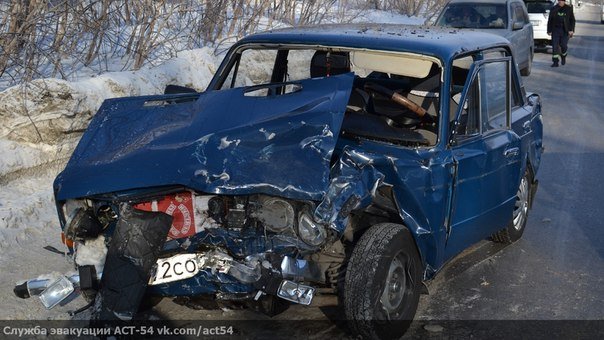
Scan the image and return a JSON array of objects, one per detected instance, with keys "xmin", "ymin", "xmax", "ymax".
[
  {"xmin": 513, "ymin": 176, "xmax": 530, "ymax": 231},
  {"xmin": 380, "ymin": 254, "xmax": 407, "ymax": 314}
]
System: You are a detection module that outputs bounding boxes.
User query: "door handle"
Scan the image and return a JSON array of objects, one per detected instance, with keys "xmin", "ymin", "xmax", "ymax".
[
  {"xmin": 523, "ymin": 120, "xmax": 531, "ymax": 132},
  {"xmin": 504, "ymin": 147, "xmax": 520, "ymax": 158}
]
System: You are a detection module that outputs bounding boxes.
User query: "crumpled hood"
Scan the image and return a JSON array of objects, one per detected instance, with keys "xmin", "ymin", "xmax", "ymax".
[{"xmin": 54, "ymin": 74, "xmax": 354, "ymax": 201}]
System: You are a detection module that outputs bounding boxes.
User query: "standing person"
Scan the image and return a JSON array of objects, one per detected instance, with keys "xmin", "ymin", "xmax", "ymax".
[{"xmin": 547, "ymin": 0, "xmax": 576, "ymax": 67}]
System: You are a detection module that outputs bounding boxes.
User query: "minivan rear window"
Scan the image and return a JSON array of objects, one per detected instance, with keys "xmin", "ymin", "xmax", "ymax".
[{"xmin": 525, "ymin": 1, "xmax": 553, "ymax": 13}]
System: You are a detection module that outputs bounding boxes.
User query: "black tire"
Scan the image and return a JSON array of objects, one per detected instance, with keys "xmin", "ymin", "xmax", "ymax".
[
  {"xmin": 344, "ymin": 223, "xmax": 422, "ymax": 339},
  {"xmin": 492, "ymin": 169, "xmax": 532, "ymax": 244}
]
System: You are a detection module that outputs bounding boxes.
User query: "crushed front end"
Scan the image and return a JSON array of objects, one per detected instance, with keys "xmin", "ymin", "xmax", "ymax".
[
  {"xmin": 12, "ymin": 50, "xmax": 397, "ymax": 320},
  {"xmin": 15, "ymin": 188, "xmax": 353, "ymax": 318}
]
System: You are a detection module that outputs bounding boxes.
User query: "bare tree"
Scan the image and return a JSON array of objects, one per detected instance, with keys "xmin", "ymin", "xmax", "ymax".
[{"xmin": 0, "ymin": 0, "xmax": 386, "ymax": 89}]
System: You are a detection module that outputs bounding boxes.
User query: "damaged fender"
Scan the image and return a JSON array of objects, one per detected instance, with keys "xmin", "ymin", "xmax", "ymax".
[{"xmin": 314, "ymin": 147, "xmax": 385, "ymax": 234}]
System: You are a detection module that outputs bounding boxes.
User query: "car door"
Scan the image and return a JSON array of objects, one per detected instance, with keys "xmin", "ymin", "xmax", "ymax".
[
  {"xmin": 444, "ymin": 56, "xmax": 522, "ymax": 259},
  {"xmin": 510, "ymin": 1, "xmax": 532, "ymax": 68}
]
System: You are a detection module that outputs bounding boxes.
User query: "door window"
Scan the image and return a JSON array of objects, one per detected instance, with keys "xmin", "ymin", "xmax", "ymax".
[
  {"xmin": 452, "ymin": 58, "xmax": 511, "ymax": 141},
  {"xmin": 480, "ymin": 61, "xmax": 510, "ymax": 131},
  {"xmin": 512, "ymin": 3, "xmax": 528, "ymax": 24},
  {"xmin": 454, "ymin": 76, "xmax": 480, "ymax": 136}
]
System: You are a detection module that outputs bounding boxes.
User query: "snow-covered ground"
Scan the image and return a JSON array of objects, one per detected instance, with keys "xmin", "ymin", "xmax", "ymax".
[{"xmin": 0, "ymin": 10, "xmax": 421, "ymax": 320}]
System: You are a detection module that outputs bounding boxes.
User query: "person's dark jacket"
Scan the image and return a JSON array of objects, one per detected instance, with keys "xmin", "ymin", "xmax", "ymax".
[{"xmin": 547, "ymin": 4, "xmax": 576, "ymax": 34}]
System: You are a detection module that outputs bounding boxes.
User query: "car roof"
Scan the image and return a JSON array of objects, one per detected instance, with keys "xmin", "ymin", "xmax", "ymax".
[{"xmin": 235, "ymin": 24, "xmax": 511, "ymax": 64}]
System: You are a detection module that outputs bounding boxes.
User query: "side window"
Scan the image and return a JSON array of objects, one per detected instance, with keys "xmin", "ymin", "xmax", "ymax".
[
  {"xmin": 480, "ymin": 61, "xmax": 510, "ymax": 131},
  {"xmin": 521, "ymin": 4, "xmax": 529, "ymax": 23},
  {"xmin": 513, "ymin": 4, "xmax": 527, "ymax": 24},
  {"xmin": 455, "ymin": 77, "xmax": 480, "ymax": 136},
  {"xmin": 483, "ymin": 48, "xmax": 522, "ymax": 108},
  {"xmin": 452, "ymin": 59, "xmax": 510, "ymax": 139},
  {"xmin": 220, "ymin": 49, "xmax": 278, "ymax": 90},
  {"xmin": 218, "ymin": 49, "xmax": 336, "ymax": 91},
  {"xmin": 286, "ymin": 49, "xmax": 316, "ymax": 81}
]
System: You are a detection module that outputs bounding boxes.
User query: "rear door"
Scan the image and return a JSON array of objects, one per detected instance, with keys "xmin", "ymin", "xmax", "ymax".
[{"xmin": 445, "ymin": 56, "xmax": 522, "ymax": 259}]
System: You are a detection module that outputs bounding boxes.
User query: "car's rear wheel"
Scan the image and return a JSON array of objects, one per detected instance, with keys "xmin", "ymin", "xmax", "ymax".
[
  {"xmin": 492, "ymin": 169, "xmax": 532, "ymax": 244},
  {"xmin": 343, "ymin": 223, "xmax": 422, "ymax": 339}
]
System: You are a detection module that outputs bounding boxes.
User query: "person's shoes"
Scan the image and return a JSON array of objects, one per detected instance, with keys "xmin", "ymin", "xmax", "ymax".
[
  {"xmin": 561, "ymin": 55, "xmax": 566, "ymax": 65},
  {"xmin": 551, "ymin": 61, "xmax": 559, "ymax": 67}
]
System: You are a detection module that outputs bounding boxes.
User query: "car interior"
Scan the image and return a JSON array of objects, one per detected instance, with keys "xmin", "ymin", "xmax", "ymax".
[{"xmin": 217, "ymin": 47, "xmax": 445, "ymax": 147}]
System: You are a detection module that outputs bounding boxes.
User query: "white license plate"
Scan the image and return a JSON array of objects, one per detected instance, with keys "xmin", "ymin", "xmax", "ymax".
[
  {"xmin": 530, "ymin": 20, "xmax": 540, "ymax": 26},
  {"xmin": 149, "ymin": 254, "xmax": 199, "ymax": 285}
]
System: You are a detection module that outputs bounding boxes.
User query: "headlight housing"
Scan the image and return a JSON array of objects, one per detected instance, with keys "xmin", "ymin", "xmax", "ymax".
[
  {"xmin": 254, "ymin": 197, "xmax": 295, "ymax": 232},
  {"xmin": 62, "ymin": 199, "xmax": 87, "ymax": 227},
  {"xmin": 61, "ymin": 199, "xmax": 106, "ymax": 240},
  {"xmin": 297, "ymin": 212, "xmax": 327, "ymax": 247}
]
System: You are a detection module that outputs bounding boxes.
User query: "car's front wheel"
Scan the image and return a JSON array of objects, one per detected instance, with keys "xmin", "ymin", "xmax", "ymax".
[
  {"xmin": 492, "ymin": 169, "xmax": 532, "ymax": 243},
  {"xmin": 343, "ymin": 223, "xmax": 422, "ymax": 339}
]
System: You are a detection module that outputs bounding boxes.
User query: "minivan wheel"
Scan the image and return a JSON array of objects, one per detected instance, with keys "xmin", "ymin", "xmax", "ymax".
[
  {"xmin": 344, "ymin": 223, "xmax": 422, "ymax": 339},
  {"xmin": 492, "ymin": 170, "xmax": 532, "ymax": 244}
]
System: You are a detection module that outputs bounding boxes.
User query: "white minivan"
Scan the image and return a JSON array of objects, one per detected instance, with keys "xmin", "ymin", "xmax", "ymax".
[{"xmin": 524, "ymin": 0, "xmax": 555, "ymax": 48}]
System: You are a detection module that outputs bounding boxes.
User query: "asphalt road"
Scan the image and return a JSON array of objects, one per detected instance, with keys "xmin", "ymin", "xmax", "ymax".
[{"xmin": 152, "ymin": 6, "xmax": 604, "ymax": 338}]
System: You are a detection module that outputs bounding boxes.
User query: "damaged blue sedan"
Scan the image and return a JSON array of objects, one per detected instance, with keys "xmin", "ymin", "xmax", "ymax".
[{"xmin": 15, "ymin": 24, "xmax": 543, "ymax": 339}]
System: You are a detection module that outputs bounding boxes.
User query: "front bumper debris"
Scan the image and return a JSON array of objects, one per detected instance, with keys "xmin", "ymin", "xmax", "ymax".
[
  {"xmin": 14, "ymin": 273, "xmax": 81, "ymax": 300},
  {"xmin": 276, "ymin": 280, "xmax": 315, "ymax": 305},
  {"xmin": 14, "ymin": 254, "xmax": 323, "ymax": 308},
  {"xmin": 39, "ymin": 275, "xmax": 75, "ymax": 309}
]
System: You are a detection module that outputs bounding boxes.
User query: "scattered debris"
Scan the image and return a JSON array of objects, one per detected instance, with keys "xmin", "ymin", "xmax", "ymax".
[{"xmin": 424, "ymin": 324, "xmax": 444, "ymax": 332}]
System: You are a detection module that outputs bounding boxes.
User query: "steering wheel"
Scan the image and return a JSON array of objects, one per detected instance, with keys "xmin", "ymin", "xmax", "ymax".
[{"xmin": 364, "ymin": 82, "xmax": 430, "ymax": 119}]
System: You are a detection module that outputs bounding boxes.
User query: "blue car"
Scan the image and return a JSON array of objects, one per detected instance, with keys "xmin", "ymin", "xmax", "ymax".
[{"xmin": 16, "ymin": 24, "xmax": 543, "ymax": 338}]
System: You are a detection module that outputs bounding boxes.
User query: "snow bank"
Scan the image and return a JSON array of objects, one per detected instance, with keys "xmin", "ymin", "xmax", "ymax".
[{"xmin": 0, "ymin": 47, "xmax": 218, "ymax": 145}]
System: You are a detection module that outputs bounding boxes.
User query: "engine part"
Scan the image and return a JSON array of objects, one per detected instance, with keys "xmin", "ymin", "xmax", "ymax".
[{"xmin": 226, "ymin": 207, "xmax": 246, "ymax": 228}]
